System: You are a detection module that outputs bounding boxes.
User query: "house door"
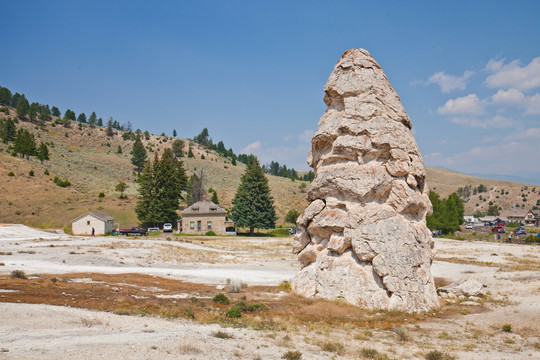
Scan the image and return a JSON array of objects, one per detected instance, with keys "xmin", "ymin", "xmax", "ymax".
[{"xmin": 197, "ymin": 221, "xmax": 201, "ymax": 232}]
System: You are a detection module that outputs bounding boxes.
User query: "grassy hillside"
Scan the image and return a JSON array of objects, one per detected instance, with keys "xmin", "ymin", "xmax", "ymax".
[
  {"xmin": 0, "ymin": 108, "xmax": 310, "ymax": 229},
  {"xmin": 1, "ymin": 107, "xmax": 538, "ymax": 229}
]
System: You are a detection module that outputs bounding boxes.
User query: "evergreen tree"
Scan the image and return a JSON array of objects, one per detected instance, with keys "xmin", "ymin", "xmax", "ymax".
[
  {"xmin": 211, "ymin": 189, "xmax": 219, "ymax": 204},
  {"xmin": 64, "ymin": 109, "xmax": 76, "ymax": 121},
  {"xmin": 11, "ymin": 93, "xmax": 23, "ymax": 108},
  {"xmin": 173, "ymin": 129, "xmax": 177, "ymax": 137},
  {"xmin": 107, "ymin": 118, "xmax": 114, "ymax": 136},
  {"xmin": 135, "ymin": 149, "xmax": 187, "ymax": 227},
  {"xmin": 0, "ymin": 118, "xmax": 16, "ymax": 143},
  {"xmin": 0, "ymin": 86, "xmax": 12, "ymax": 105},
  {"xmin": 285, "ymin": 209, "xmax": 300, "ymax": 224},
  {"xmin": 186, "ymin": 169, "xmax": 206, "ymax": 205},
  {"xmin": 37, "ymin": 142, "xmax": 50, "ymax": 163},
  {"xmin": 171, "ymin": 139, "xmax": 185, "ymax": 158},
  {"xmin": 131, "ymin": 136, "xmax": 147, "ymax": 172},
  {"xmin": 144, "ymin": 130, "xmax": 150, "ymax": 140},
  {"xmin": 187, "ymin": 147, "xmax": 194, "ymax": 158},
  {"xmin": 16, "ymin": 97, "xmax": 30, "ymax": 119},
  {"xmin": 97, "ymin": 117, "xmax": 103, "ymax": 127},
  {"xmin": 231, "ymin": 157, "xmax": 277, "ymax": 235},
  {"xmin": 88, "ymin": 112, "xmax": 97, "ymax": 127},
  {"xmin": 77, "ymin": 112, "xmax": 87, "ymax": 123},
  {"xmin": 28, "ymin": 102, "xmax": 40, "ymax": 120},
  {"xmin": 193, "ymin": 127, "xmax": 210, "ymax": 145},
  {"xmin": 117, "ymin": 145, "xmax": 122, "ymax": 154},
  {"xmin": 51, "ymin": 106, "xmax": 61, "ymax": 117},
  {"xmin": 14, "ymin": 128, "xmax": 37, "ymax": 159},
  {"xmin": 38, "ymin": 105, "xmax": 52, "ymax": 122}
]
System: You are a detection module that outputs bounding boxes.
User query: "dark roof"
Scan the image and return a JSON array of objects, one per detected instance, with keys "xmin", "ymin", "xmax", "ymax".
[
  {"xmin": 181, "ymin": 199, "xmax": 227, "ymax": 215},
  {"xmin": 72, "ymin": 211, "xmax": 115, "ymax": 223}
]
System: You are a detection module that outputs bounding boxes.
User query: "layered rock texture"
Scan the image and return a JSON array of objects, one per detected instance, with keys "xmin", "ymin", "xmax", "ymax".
[{"xmin": 291, "ymin": 49, "xmax": 439, "ymax": 313}]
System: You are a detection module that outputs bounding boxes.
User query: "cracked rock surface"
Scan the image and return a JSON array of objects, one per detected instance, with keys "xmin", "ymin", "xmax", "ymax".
[{"xmin": 291, "ymin": 48, "xmax": 439, "ymax": 313}]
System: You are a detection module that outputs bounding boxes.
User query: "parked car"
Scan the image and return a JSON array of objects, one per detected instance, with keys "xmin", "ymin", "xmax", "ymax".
[
  {"xmin": 163, "ymin": 223, "xmax": 173, "ymax": 232},
  {"xmin": 514, "ymin": 227, "xmax": 527, "ymax": 235},
  {"xmin": 484, "ymin": 222, "xmax": 492, "ymax": 226},
  {"xmin": 465, "ymin": 222, "xmax": 473, "ymax": 229},
  {"xmin": 492, "ymin": 225, "xmax": 505, "ymax": 234},
  {"xmin": 147, "ymin": 227, "xmax": 160, "ymax": 232},
  {"xmin": 119, "ymin": 227, "xmax": 148, "ymax": 236}
]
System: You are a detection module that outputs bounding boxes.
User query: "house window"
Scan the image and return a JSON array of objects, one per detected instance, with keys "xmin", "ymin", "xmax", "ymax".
[
  {"xmin": 207, "ymin": 221, "xmax": 212, "ymax": 230},
  {"xmin": 210, "ymin": 208, "xmax": 216, "ymax": 212},
  {"xmin": 87, "ymin": 220, "xmax": 90, "ymax": 225},
  {"xmin": 190, "ymin": 221, "xmax": 195, "ymax": 229}
]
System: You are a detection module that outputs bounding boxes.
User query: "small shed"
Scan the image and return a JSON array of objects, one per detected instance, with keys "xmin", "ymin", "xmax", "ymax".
[
  {"xmin": 179, "ymin": 199, "xmax": 235, "ymax": 235},
  {"xmin": 72, "ymin": 211, "xmax": 115, "ymax": 236}
]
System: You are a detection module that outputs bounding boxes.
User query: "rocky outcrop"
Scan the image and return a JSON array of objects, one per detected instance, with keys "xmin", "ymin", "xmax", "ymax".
[{"xmin": 291, "ymin": 49, "xmax": 439, "ymax": 313}]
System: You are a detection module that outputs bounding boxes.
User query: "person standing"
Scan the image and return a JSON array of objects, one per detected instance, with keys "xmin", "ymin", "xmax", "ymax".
[{"xmin": 91, "ymin": 227, "xmax": 95, "ymax": 236}]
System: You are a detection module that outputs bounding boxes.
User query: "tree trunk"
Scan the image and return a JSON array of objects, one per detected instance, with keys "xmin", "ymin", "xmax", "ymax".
[{"xmin": 250, "ymin": 227, "xmax": 254, "ymax": 236}]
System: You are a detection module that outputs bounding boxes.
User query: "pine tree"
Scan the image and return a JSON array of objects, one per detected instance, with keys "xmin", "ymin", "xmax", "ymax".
[
  {"xmin": 116, "ymin": 181, "xmax": 127, "ymax": 199},
  {"xmin": 171, "ymin": 139, "xmax": 184, "ymax": 158},
  {"xmin": 0, "ymin": 86, "xmax": 12, "ymax": 105},
  {"xmin": 107, "ymin": 118, "xmax": 114, "ymax": 136},
  {"xmin": 186, "ymin": 169, "xmax": 206, "ymax": 205},
  {"xmin": 89, "ymin": 112, "xmax": 97, "ymax": 127},
  {"xmin": 135, "ymin": 149, "xmax": 187, "ymax": 227},
  {"xmin": 0, "ymin": 118, "xmax": 16, "ymax": 143},
  {"xmin": 173, "ymin": 129, "xmax": 177, "ymax": 137},
  {"xmin": 131, "ymin": 136, "xmax": 147, "ymax": 172},
  {"xmin": 14, "ymin": 128, "xmax": 37, "ymax": 159},
  {"xmin": 97, "ymin": 117, "xmax": 103, "ymax": 127},
  {"xmin": 187, "ymin": 147, "xmax": 194, "ymax": 158},
  {"xmin": 231, "ymin": 157, "xmax": 277, "ymax": 235},
  {"xmin": 211, "ymin": 189, "xmax": 219, "ymax": 204},
  {"xmin": 29, "ymin": 102, "xmax": 40, "ymax": 121},
  {"xmin": 77, "ymin": 113, "xmax": 87, "ymax": 123},
  {"xmin": 117, "ymin": 145, "xmax": 122, "ymax": 154},
  {"xmin": 51, "ymin": 106, "xmax": 61, "ymax": 117},
  {"xmin": 16, "ymin": 98, "xmax": 30, "ymax": 119},
  {"xmin": 37, "ymin": 142, "xmax": 50, "ymax": 163}
]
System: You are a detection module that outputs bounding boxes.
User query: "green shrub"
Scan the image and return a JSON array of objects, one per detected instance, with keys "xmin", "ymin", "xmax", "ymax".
[
  {"xmin": 53, "ymin": 176, "xmax": 71, "ymax": 187},
  {"xmin": 205, "ymin": 230, "xmax": 216, "ymax": 236},
  {"xmin": 29, "ymin": 170, "xmax": 34, "ymax": 176},
  {"xmin": 282, "ymin": 350, "xmax": 302, "ymax": 360},
  {"xmin": 359, "ymin": 347, "xmax": 382, "ymax": 358},
  {"xmin": 44, "ymin": 169, "xmax": 49, "ymax": 175},
  {"xmin": 277, "ymin": 281, "xmax": 291, "ymax": 292},
  {"xmin": 98, "ymin": 192, "xmax": 105, "ymax": 198},
  {"xmin": 212, "ymin": 293, "xmax": 230, "ymax": 305},
  {"xmin": 184, "ymin": 307, "xmax": 195, "ymax": 319},
  {"xmin": 225, "ymin": 306, "xmax": 242, "ymax": 318},
  {"xmin": 425, "ymin": 350, "xmax": 455, "ymax": 360},
  {"xmin": 502, "ymin": 323, "xmax": 512, "ymax": 333},
  {"xmin": 7, "ymin": 172, "xmax": 14, "ymax": 176},
  {"xmin": 322, "ymin": 342, "xmax": 344, "ymax": 354}
]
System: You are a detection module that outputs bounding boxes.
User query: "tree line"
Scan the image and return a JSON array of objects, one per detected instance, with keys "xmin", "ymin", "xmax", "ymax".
[
  {"xmin": 0, "ymin": 118, "xmax": 50, "ymax": 162},
  {"xmin": 426, "ymin": 191, "xmax": 465, "ymax": 234}
]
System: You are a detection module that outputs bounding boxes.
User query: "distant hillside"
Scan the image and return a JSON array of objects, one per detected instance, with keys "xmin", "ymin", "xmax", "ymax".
[
  {"xmin": 1, "ymin": 107, "xmax": 538, "ymax": 229},
  {"xmin": 0, "ymin": 108, "xmax": 310, "ymax": 229}
]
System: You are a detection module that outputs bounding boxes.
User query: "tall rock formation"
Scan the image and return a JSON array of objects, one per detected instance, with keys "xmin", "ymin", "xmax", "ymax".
[{"xmin": 291, "ymin": 49, "xmax": 439, "ymax": 313}]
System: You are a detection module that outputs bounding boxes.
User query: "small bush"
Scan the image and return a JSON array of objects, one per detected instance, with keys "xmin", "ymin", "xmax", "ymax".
[
  {"xmin": 425, "ymin": 350, "xmax": 455, "ymax": 360},
  {"xmin": 44, "ymin": 169, "xmax": 49, "ymax": 175},
  {"xmin": 277, "ymin": 281, "xmax": 291, "ymax": 292},
  {"xmin": 282, "ymin": 350, "xmax": 302, "ymax": 360},
  {"xmin": 322, "ymin": 342, "xmax": 344, "ymax": 354},
  {"xmin": 8, "ymin": 172, "xmax": 14, "ymax": 176},
  {"xmin": 205, "ymin": 230, "xmax": 216, "ymax": 236},
  {"xmin": 11, "ymin": 270, "xmax": 27, "ymax": 279},
  {"xmin": 359, "ymin": 347, "xmax": 382, "ymax": 359},
  {"xmin": 225, "ymin": 306, "xmax": 242, "ymax": 318},
  {"xmin": 502, "ymin": 323, "xmax": 512, "ymax": 333},
  {"xmin": 184, "ymin": 307, "xmax": 195, "ymax": 319},
  {"xmin": 53, "ymin": 176, "xmax": 71, "ymax": 187},
  {"xmin": 212, "ymin": 293, "xmax": 230, "ymax": 305},
  {"xmin": 29, "ymin": 170, "xmax": 34, "ymax": 176},
  {"xmin": 392, "ymin": 325, "xmax": 409, "ymax": 341},
  {"xmin": 212, "ymin": 330, "xmax": 234, "ymax": 339},
  {"xmin": 98, "ymin": 192, "xmax": 105, "ymax": 198},
  {"xmin": 113, "ymin": 308, "xmax": 131, "ymax": 316}
]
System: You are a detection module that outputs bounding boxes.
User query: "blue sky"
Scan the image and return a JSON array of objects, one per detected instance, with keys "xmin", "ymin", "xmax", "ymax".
[{"xmin": 2, "ymin": 1, "xmax": 540, "ymax": 184}]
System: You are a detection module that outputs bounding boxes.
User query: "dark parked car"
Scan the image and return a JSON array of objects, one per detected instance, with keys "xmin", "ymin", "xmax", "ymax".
[
  {"xmin": 119, "ymin": 227, "xmax": 148, "ymax": 236},
  {"xmin": 514, "ymin": 227, "xmax": 527, "ymax": 235}
]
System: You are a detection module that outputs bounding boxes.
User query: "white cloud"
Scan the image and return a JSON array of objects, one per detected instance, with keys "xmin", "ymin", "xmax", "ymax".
[
  {"xmin": 525, "ymin": 93, "xmax": 540, "ymax": 115},
  {"xmin": 438, "ymin": 94, "xmax": 484, "ymax": 115},
  {"xmin": 491, "ymin": 88, "xmax": 525, "ymax": 104},
  {"xmin": 427, "ymin": 70, "xmax": 474, "ymax": 93},
  {"xmin": 515, "ymin": 127, "xmax": 540, "ymax": 139},
  {"xmin": 241, "ymin": 141, "xmax": 261, "ymax": 153},
  {"xmin": 299, "ymin": 129, "xmax": 315, "ymax": 143},
  {"xmin": 449, "ymin": 115, "xmax": 513, "ymax": 129},
  {"xmin": 485, "ymin": 57, "xmax": 540, "ymax": 90}
]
